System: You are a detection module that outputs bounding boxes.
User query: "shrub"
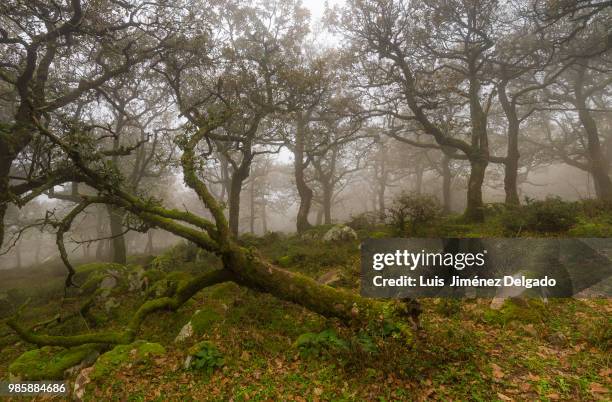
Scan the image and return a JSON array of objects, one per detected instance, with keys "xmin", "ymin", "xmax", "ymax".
[
  {"xmin": 577, "ymin": 199, "xmax": 612, "ymax": 218},
  {"xmin": 294, "ymin": 329, "xmax": 348, "ymax": 358},
  {"xmin": 385, "ymin": 192, "xmax": 441, "ymax": 236},
  {"xmin": 500, "ymin": 197, "xmax": 578, "ymax": 234},
  {"xmin": 150, "ymin": 241, "xmax": 199, "ymax": 271},
  {"xmin": 188, "ymin": 341, "xmax": 225, "ymax": 375},
  {"xmin": 346, "ymin": 212, "xmax": 380, "ymax": 231}
]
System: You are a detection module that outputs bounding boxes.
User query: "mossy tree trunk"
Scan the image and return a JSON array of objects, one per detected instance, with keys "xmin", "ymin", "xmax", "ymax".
[
  {"xmin": 9, "ymin": 107, "xmax": 421, "ymax": 349},
  {"xmin": 106, "ymin": 205, "xmax": 127, "ymax": 264}
]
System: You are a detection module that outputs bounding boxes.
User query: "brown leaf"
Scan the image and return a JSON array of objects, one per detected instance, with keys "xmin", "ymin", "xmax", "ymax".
[
  {"xmin": 491, "ymin": 363, "xmax": 505, "ymax": 380},
  {"xmin": 590, "ymin": 382, "xmax": 609, "ymax": 394},
  {"xmin": 497, "ymin": 392, "xmax": 513, "ymax": 401}
]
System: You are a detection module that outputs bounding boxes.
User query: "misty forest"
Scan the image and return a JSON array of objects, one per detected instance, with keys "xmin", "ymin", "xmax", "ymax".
[{"xmin": 0, "ymin": 0, "xmax": 610, "ymax": 400}]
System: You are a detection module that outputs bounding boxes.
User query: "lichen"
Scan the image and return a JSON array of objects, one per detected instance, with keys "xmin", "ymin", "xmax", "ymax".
[{"xmin": 9, "ymin": 344, "xmax": 101, "ymax": 380}]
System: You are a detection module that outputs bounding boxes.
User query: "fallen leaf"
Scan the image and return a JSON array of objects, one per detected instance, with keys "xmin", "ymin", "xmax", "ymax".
[
  {"xmin": 497, "ymin": 392, "xmax": 513, "ymax": 401},
  {"xmin": 590, "ymin": 382, "xmax": 608, "ymax": 394},
  {"xmin": 491, "ymin": 363, "xmax": 505, "ymax": 380},
  {"xmin": 526, "ymin": 373, "xmax": 540, "ymax": 381}
]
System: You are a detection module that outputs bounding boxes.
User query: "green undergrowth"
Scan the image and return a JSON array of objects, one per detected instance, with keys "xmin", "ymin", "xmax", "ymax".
[{"xmin": 0, "ymin": 217, "xmax": 611, "ymax": 399}]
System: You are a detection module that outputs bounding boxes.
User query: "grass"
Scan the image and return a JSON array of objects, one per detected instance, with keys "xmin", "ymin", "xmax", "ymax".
[{"xmin": 0, "ymin": 212, "xmax": 611, "ymax": 400}]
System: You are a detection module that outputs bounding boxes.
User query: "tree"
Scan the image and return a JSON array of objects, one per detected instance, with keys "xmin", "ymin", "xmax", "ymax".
[
  {"xmin": 0, "ymin": 0, "xmax": 170, "ymax": 249},
  {"xmin": 337, "ymin": 0, "xmax": 509, "ymax": 221},
  {"xmin": 4, "ymin": 0, "xmax": 419, "ymax": 348}
]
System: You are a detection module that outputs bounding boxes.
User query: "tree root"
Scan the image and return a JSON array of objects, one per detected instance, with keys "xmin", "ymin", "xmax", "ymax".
[
  {"xmin": 7, "ymin": 246, "xmax": 421, "ymax": 348},
  {"xmin": 7, "ymin": 269, "xmax": 232, "ymax": 347}
]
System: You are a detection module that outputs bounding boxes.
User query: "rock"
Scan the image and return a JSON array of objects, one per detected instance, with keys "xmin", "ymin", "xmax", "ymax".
[
  {"xmin": 99, "ymin": 275, "xmax": 118, "ymax": 290},
  {"xmin": 9, "ymin": 345, "xmax": 101, "ymax": 381},
  {"xmin": 183, "ymin": 355, "xmax": 193, "ymax": 370},
  {"xmin": 103, "ymin": 297, "xmax": 120, "ymax": 313},
  {"xmin": 64, "ymin": 350, "xmax": 100, "ymax": 377},
  {"xmin": 175, "ymin": 321, "xmax": 194, "ymax": 342},
  {"xmin": 301, "ymin": 231, "xmax": 320, "ymax": 241},
  {"xmin": 322, "ymin": 225, "xmax": 358, "ymax": 242},
  {"xmin": 317, "ymin": 270, "xmax": 342, "ymax": 285},
  {"xmin": 91, "ymin": 341, "xmax": 166, "ymax": 380},
  {"xmin": 128, "ymin": 266, "xmax": 146, "ymax": 292},
  {"xmin": 74, "ymin": 366, "xmax": 93, "ymax": 401}
]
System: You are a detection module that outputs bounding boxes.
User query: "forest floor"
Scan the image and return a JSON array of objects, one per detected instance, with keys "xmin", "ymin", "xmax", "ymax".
[{"xmin": 0, "ymin": 214, "xmax": 611, "ymax": 401}]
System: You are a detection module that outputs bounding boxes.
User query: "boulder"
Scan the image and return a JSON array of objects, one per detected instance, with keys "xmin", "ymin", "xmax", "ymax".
[
  {"xmin": 175, "ymin": 321, "xmax": 194, "ymax": 343},
  {"xmin": 91, "ymin": 341, "xmax": 166, "ymax": 380},
  {"xmin": 73, "ymin": 366, "xmax": 93, "ymax": 401},
  {"xmin": 322, "ymin": 225, "xmax": 358, "ymax": 242},
  {"xmin": 9, "ymin": 344, "xmax": 101, "ymax": 381}
]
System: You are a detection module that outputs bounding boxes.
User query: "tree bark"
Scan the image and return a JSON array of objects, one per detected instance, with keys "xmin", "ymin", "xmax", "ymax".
[
  {"xmin": 294, "ymin": 115, "xmax": 313, "ymax": 233},
  {"xmin": 465, "ymin": 157, "xmax": 487, "ymax": 222},
  {"xmin": 106, "ymin": 205, "xmax": 127, "ymax": 264},
  {"xmin": 414, "ymin": 164, "xmax": 424, "ymax": 195},
  {"xmin": 498, "ymin": 82, "xmax": 521, "ymax": 205},
  {"xmin": 145, "ymin": 230, "xmax": 154, "ymax": 254},
  {"xmin": 261, "ymin": 201, "xmax": 268, "ymax": 234},
  {"xmin": 249, "ymin": 178, "xmax": 256, "ymax": 234},
  {"xmin": 322, "ymin": 184, "xmax": 333, "ymax": 225},
  {"xmin": 315, "ymin": 208, "xmax": 324, "ymax": 225},
  {"xmin": 441, "ymin": 155, "xmax": 452, "ymax": 214},
  {"xmin": 0, "ymin": 149, "xmax": 10, "ymax": 249},
  {"xmin": 575, "ymin": 67, "xmax": 612, "ymax": 201},
  {"xmin": 228, "ymin": 163, "xmax": 250, "ymax": 237},
  {"xmin": 222, "ymin": 244, "xmax": 417, "ymax": 325}
]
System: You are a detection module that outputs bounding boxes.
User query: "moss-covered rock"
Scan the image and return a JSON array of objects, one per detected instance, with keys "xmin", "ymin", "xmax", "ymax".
[
  {"xmin": 483, "ymin": 298, "xmax": 547, "ymax": 326},
  {"xmin": 191, "ymin": 308, "xmax": 223, "ymax": 335},
  {"xmin": 9, "ymin": 344, "xmax": 101, "ymax": 381},
  {"xmin": 91, "ymin": 341, "xmax": 166, "ymax": 380}
]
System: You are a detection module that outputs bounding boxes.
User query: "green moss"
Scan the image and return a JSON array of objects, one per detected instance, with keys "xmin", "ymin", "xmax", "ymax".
[
  {"xmin": 483, "ymin": 299, "xmax": 547, "ymax": 326},
  {"xmin": 568, "ymin": 221, "xmax": 612, "ymax": 237},
  {"xmin": 91, "ymin": 341, "xmax": 165, "ymax": 380},
  {"xmin": 367, "ymin": 231, "xmax": 389, "ymax": 239},
  {"xmin": 142, "ymin": 268, "xmax": 166, "ymax": 284},
  {"xmin": 207, "ymin": 282, "xmax": 241, "ymax": 301},
  {"xmin": 277, "ymin": 255, "xmax": 292, "ymax": 267},
  {"xmin": 191, "ymin": 308, "xmax": 223, "ymax": 335},
  {"xmin": 76, "ymin": 262, "xmax": 125, "ymax": 275},
  {"xmin": 165, "ymin": 271, "xmax": 193, "ymax": 282},
  {"xmin": 9, "ymin": 344, "xmax": 100, "ymax": 380}
]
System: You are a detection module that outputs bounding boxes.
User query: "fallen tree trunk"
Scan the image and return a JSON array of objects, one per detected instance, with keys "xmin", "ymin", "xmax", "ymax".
[{"xmin": 224, "ymin": 244, "xmax": 419, "ymax": 325}]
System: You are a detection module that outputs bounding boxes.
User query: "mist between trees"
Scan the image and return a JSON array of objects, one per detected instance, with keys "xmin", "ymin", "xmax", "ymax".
[{"xmin": 0, "ymin": 0, "xmax": 609, "ymax": 332}]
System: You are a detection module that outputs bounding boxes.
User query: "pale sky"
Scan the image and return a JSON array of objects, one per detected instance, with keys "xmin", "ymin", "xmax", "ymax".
[{"xmin": 302, "ymin": 0, "xmax": 344, "ymax": 23}]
